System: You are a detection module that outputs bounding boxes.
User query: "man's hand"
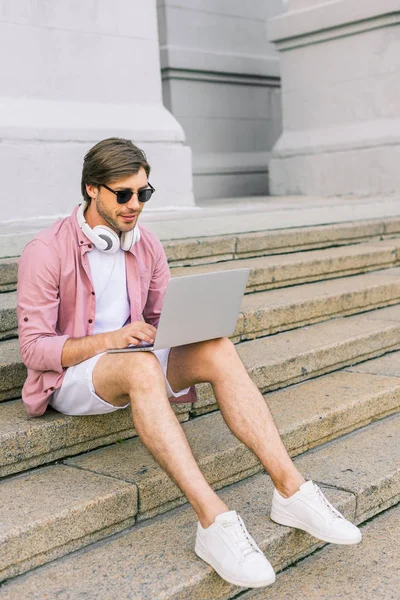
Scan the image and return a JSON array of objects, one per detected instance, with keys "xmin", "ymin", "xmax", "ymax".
[
  {"xmin": 61, "ymin": 321, "xmax": 158, "ymax": 368},
  {"xmin": 106, "ymin": 321, "xmax": 157, "ymax": 349}
]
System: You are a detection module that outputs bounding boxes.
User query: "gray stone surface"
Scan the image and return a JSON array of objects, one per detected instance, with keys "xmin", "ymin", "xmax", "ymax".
[
  {"xmin": 5, "ymin": 265, "xmax": 400, "ymax": 343},
  {"xmin": 194, "ymin": 310, "xmax": 400, "ymax": 413},
  {"xmin": 293, "ymin": 414, "xmax": 400, "ymax": 523},
  {"xmin": 0, "ymin": 399, "xmax": 190, "ymax": 478},
  {"xmin": 244, "ymin": 504, "xmax": 400, "ymax": 600},
  {"xmin": 0, "ymin": 339, "xmax": 25, "ymax": 401},
  {"xmin": 347, "ymin": 350, "xmax": 400, "ymax": 377},
  {"xmin": 141, "ymin": 196, "xmax": 400, "ymax": 241},
  {"xmin": 0, "ymin": 259, "xmax": 17, "ymax": 291},
  {"xmin": 65, "ymin": 370, "xmax": 400, "ymax": 522},
  {"xmin": 363, "ymin": 304, "xmax": 400, "ymax": 322},
  {"xmin": 0, "ymin": 464, "xmax": 138, "ymax": 582},
  {"xmin": 0, "ymin": 292, "xmax": 17, "ymax": 340},
  {"xmin": 171, "ymin": 240, "xmax": 400, "ymax": 293},
  {"xmin": 239, "ymin": 270, "xmax": 400, "ymax": 338},
  {"xmin": 0, "ymin": 474, "xmax": 354, "ymax": 600},
  {"xmin": 2, "ymin": 411, "xmax": 398, "ymax": 600},
  {"xmin": 1, "ymin": 349, "xmax": 398, "ymax": 484},
  {"xmin": 4, "ymin": 214, "xmax": 400, "ymax": 267},
  {"xmin": 5, "ymin": 301, "xmax": 400, "ymax": 424},
  {"xmin": 4, "ymin": 194, "xmax": 400, "ymax": 259},
  {"xmin": 234, "ymin": 218, "xmax": 400, "ymax": 259}
]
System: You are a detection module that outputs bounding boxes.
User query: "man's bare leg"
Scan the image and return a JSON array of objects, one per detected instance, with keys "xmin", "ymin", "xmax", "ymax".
[
  {"xmin": 92, "ymin": 351, "xmax": 229, "ymax": 528},
  {"xmin": 167, "ymin": 337, "xmax": 305, "ymax": 498}
]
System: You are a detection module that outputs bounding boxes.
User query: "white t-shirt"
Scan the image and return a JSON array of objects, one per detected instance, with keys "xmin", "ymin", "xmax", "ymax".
[{"xmin": 87, "ymin": 246, "xmax": 130, "ymax": 334}]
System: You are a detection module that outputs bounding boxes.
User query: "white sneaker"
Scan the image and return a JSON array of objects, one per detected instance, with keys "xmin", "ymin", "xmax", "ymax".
[
  {"xmin": 195, "ymin": 510, "xmax": 276, "ymax": 588},
  {"xmin": 270, "ymin": 480, "xmax": 362, "ymax": 545}
]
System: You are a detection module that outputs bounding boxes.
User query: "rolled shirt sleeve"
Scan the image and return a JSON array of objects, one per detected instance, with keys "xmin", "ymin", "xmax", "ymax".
[{"xmin": 17, "ymin": 239, "xmax": 69, "ymax": 374}]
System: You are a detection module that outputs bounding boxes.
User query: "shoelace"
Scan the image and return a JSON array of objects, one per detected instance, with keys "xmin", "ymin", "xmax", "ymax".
[
  {"xmin": 219, "ymin": 514, "xmax": 262, "ymax": 559},
  {"xmin": 314, "ymin": 484, "xmax": 344, "ymax": 520}
]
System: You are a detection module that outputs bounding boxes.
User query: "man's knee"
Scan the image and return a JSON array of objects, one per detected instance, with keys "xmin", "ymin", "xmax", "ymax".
[
  {"xmin": 93, "ymin": 351, "xmax": 165, "ymax": 405},
  {"xmin": 124, "ymin": 351, "xmax": 165, "ymax": 393},
  {"xmin": 199, "ymin": 336, "xmax": 237, "ymax": 366}
]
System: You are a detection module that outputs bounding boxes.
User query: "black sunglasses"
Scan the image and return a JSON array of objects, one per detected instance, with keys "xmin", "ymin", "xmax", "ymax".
[{"xmin": 100, "ymin": 182, "xmax": 155, "ymax": 204}]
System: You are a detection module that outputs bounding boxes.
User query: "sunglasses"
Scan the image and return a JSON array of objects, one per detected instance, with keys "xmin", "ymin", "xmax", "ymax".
[{"xmin": 100, "ymin": 182, "xmax": 155, "ymax": 204}]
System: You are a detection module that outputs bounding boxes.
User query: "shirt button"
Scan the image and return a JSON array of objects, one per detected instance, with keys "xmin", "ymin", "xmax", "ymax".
[
  {"xmin": 24, "ymin": 317, "xmax": 28, "ymax": 322},
  {"xmin": 91, "ymin": 291, "xmax": 95, "ymax": 295},
  {"xmin": 50, "ymin": 387, "xmax": 55, "ymax": 391},
  {"xmin": 88, "ymin": 244, "xmax": 92, "ymax": 248},
  {"xmin": 80, "ymin": 241, "xmax": 83, "ymax": 244},
  {"xmin": 88, "ymin": 319, "xmax": 93, "ymax": 323}
]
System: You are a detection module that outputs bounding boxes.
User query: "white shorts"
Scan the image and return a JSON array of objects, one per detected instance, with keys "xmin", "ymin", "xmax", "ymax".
[{"xmin": 49, "ymin": 348, "xmax": 190, "ymax": 416}]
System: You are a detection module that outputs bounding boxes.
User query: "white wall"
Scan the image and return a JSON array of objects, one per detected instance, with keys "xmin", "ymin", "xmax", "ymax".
[
  {"xmin": 0, "ymin": 0, "xmax": 195, "ymax": 257},
  {"xmin": 268, "ymin": 0, "xmax": 400, "ymax": 196}
]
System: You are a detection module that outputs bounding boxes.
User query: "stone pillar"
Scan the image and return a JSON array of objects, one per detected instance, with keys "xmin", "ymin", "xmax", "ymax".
[
  {"xmin": 0, "ymin": 0, "xmax": 194, "ymax": 256},
  {"xmin": 158, "ymin": 0, "xmax": 285, "ymax": 201},
  {"xmin": 268, "ymin": 0, "xmax": 400, "ymax": 196}
]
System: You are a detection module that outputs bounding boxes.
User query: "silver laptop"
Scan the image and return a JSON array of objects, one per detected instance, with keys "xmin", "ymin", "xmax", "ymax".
[{"xmin": 107, "ymin": 268, "xmax": 250, "ymax": 353}]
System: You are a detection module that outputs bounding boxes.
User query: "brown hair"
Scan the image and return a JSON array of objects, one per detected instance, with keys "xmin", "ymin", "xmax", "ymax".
[{"xmin": 81, "ymin": 137, "xmax": 151, "ymax": 203}]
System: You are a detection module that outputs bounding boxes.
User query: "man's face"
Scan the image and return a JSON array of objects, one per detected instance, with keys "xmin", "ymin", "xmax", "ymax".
[{"xmin": 86, "ymin": 167, "xmax": 149, "ymax": 234}]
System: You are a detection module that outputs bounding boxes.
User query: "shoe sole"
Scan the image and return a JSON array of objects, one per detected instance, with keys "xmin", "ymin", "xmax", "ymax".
[
  {"xmin": 270, "ymin": 507, "xmax": 362, "ymax": 545},
  {"xmin": 194, "ymin": 537, "xmax": 276, "ymax": 588}
]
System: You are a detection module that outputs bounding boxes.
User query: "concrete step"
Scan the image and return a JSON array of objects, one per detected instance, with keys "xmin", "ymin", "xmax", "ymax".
[
  {"xmin": 3, "ymin": 276, "xmax": 400, "ymax": 404},
  {"xmin": 3, "ymin": 343, "xmax": 400, "ymax": 483},
  {"xmin": 194, "ymin": 305, "xmax": 400, "ymax": 414},
  {"xmin": 162, "ymin": 216, "xmax": 400, "ymax": 266},
  {"xmin": 3, "ymin": 268, "xmax": 400, "ymax": 343},
  {"xmin": 142, "ymin": 196, "xmax": 400, "ymax": 242},
  {"xmin": 64, "ymin": 370, "xmax": 400, "ymax": 523},
  {"xmin": 3, "ymin": 307, "xmax": 400, "ymax": 477},
  {"xmin": 2, "ymin": 220, "xmax": 400, "ymax": 292},
  {"xmin": 0, "ymin": 399, "xmax": 189, "ymax": 478},
  {"xmin": 237, "ymin": 268, "xmax": 400, "ymax": 340},
  {"xmin": 0, "ymin": 258, "xmax": 18, "ymax": 293},
  {"xmin": 1, "ymin": 413, "xmax": 398, "ymax": 596},
  {"xmin": 0, "ymin": 340, "xmax": 26, "ymax": 402},
  {"xmin": 171, "ymin": 239, "xmax": 400, "ymax": 293},
  {"xmin": 1, "ymin": 364, "xmax": 399, "ymax": 580},
  {"xmin": 0, "ymin": 292, "xmax": 16, "ymax": 340},
  {"xmin": 242, "ymin": 503, "xmax": 400, "ymax": 600}
]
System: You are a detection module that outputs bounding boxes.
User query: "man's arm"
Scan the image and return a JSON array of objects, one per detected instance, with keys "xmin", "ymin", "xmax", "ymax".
[
  {"xmin": 17, "ymin": 240, "xmax": 117, "ymax": 369},
  {"xmin": 60, "ymin": 333, "xmax": 112, "ymax": 368},
  {"xmin": 17, "ymin": 239, "xmax": 158, "ymax": 373},
  {"xmin": 142, "ymin": 238, "xmax": 171, "ymax": 327},
  {"xmin": 17, "ymin": 239, "xmax": 70, "ymax": 373},
  {"xmin": 60, "ymin": 321, "xmax": 156, "ymax": 367}
]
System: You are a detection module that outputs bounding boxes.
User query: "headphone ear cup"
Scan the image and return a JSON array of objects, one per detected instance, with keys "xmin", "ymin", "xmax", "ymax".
[
  {"xmin": 121, "ymin": 226, "xmax": 141, "ymax": 251},
  {"xmin": 92, "ymin": 226, "xmax": 120, "ymax": 253},
  {"xmin": 77, "ymin": 202, "xmax": 120, "ymax": 253}
]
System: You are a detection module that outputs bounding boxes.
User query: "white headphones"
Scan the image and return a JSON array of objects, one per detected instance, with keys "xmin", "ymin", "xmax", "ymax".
[{"xmin": 76, "ymin": 200, "xmax": 141, "ymax": 253}]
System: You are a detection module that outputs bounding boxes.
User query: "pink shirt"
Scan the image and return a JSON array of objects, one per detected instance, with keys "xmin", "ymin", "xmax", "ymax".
[{"xmin": 17, "ymin": 204, "xmax": 197, "ymax": 417}]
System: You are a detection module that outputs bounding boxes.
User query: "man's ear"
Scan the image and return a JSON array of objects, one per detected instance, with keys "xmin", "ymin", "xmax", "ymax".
[{"xmin": 85, "ymin": 184, "xmax": 98, "ymax": 200}]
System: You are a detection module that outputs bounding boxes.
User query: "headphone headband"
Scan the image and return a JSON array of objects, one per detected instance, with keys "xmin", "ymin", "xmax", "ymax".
[{"xmin": 76, "ymin": 201, "xmax": 140, "ymax": 253}]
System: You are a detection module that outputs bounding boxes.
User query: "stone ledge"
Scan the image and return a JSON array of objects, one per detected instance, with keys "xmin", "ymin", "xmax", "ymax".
[
  {"xmin": 1, "ymin": 414, "xmax": 398, "ymax": 598},
  {"xmin": 65, "ymin": 371, "xmax": 400, "ymax": 522},
  {"xmin": 268, "ymin": 0, "xmax": 400, "ymax": 47},
  {"xmin": 0, "ymin": 465, "xmax": 138, "ymax": 583}
]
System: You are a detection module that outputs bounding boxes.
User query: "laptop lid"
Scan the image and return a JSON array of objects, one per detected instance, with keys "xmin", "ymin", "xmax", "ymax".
[{"xmin": 153, "ymin": 268, "xmax": 250, "ymax": 350}]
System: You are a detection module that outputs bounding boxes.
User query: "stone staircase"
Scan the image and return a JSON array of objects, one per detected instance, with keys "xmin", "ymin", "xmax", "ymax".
[{"xmin": 1, "ymin": 209, "xmax": 400, "ymax": 598}]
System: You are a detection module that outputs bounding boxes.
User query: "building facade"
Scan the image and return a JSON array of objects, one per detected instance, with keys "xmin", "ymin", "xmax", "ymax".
[{"xmin": 0, "ymin": 0, "xmax": 399, "ymax": 256}]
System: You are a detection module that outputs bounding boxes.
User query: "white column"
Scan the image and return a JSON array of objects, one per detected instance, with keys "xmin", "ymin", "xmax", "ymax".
[
  {"xmin": 0, "ymin": 0, "xmax": 194, "ymax": 256},
  {"xmin": 267, "ymin": 0, "xmax": 400, "ymax": 196}
]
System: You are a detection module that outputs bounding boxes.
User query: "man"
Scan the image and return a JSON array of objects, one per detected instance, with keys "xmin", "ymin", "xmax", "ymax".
[{"xmin": 17, "ymin": 137, "xmax": 361, "ymax": 589}]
